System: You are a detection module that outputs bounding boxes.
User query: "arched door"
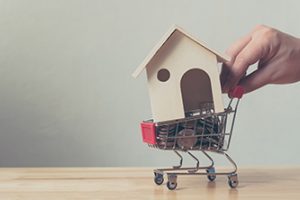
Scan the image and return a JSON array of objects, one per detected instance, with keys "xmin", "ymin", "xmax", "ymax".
[{"xmin": 180, "ymin": 68, "xmax": 213, "ymax": 116}]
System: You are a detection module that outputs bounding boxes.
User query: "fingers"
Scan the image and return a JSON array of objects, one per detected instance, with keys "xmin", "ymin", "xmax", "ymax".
[
  {"xmin": 238, "ymin": 67, "xmax": 270, "ymax": 93},
  {"xmin": 222, "ymin": 38, "xmax": 267, "ymax": 92},
  {"xmin": 225, "ymin": 35, "xmax": 252, "ymax": 63},
  {"xmin": 220, "ymin": 35, "xmax": 252, "ymax": 92}
]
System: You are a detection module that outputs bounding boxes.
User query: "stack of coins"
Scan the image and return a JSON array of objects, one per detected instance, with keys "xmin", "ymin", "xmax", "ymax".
[
  {"xmin": 157, "ymin": 124, "xmax": 176, "ymax": 149},
  {"xmin": 176, "ymin": 128, "xmax": 197, "ymax": 150},
  {"xmin": 155, "ymin": 115, "xmax": 225, "ymax": 151},
  {"xmin": 194, "ymin": 117, "xmax": 223, "ymax": 150}
]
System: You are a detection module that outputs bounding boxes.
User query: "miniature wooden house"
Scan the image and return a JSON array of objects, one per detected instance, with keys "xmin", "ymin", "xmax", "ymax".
[{"xmin": 132, "ymin": 25, "xmax": 230, "ymax": 122}]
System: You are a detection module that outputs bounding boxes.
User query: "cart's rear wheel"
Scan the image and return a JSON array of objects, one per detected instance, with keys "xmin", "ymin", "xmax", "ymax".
[
  {"xmin": 206, "ymin": 167, "xmax": 216, "ymax": 181},
  {"xmin": 228, "ymin": 174, "xmax": 238, "ymax": 188},
  {"xmin": 167, "ymin": 174, "xmax": 177, "ymax": 190},
  {"xmin": 167, "ymin": 181, "xmax": 177, "ymax": 190}
]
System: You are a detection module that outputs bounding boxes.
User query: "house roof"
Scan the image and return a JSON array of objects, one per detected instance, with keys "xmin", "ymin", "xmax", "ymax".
[{"xmin": 132, "ymin": 25, "xmax": 230, "ymax": 78}]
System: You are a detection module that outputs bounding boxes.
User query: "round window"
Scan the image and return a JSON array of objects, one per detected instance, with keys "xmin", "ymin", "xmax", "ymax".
[{"xmin": 157, "ymin": 68, "xmax": 170, "ymax": 82}]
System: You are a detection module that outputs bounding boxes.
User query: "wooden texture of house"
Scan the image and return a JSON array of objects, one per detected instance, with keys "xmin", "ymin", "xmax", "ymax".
[{"xmin": 133, "ymin": 25, "xmax": 230, "ymax": 122}]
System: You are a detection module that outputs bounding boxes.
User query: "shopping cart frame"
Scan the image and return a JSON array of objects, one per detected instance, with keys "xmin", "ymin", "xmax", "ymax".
[{"xmin": 140, "ymin": 87, "xmax": 244, "ymax": 190}]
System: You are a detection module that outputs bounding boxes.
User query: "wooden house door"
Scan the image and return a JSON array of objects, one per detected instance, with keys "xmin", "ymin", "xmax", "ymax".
[{"xmin": 180, "ymin": 68, "xmax": 213, "ymax": 116}]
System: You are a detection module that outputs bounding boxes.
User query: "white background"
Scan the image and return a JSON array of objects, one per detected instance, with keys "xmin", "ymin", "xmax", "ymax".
[{"xmin": 0, "ymin": 0, "xmax": 300, "ymax": 167}]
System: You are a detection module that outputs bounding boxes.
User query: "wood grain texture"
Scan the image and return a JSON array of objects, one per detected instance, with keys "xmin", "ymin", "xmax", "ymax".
[
  {"xmin": 0, "ymin": 167, "xmax": 299, "ymax": 200},
  {"xmin": 133, "ymin": 25, "xmax": 225, "ymax": 122}
]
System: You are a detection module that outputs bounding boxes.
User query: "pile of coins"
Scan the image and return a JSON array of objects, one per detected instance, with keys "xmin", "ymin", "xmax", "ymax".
[
  {"xmin": 176, "ymin": 128, "xmax": 197, "ymax": 150},
  {"xmin": 156, "ymin": 116, "xmax": 224, "ymax": 150},
  {"xmin": 156, "ymin": 124, "xmax": 176, "ymax": 149}
]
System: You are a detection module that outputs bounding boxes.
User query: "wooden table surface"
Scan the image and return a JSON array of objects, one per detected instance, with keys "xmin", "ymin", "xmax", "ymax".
[{"xmin": 0, "ymin": 167, "xmax": 299, "ymax": 199}]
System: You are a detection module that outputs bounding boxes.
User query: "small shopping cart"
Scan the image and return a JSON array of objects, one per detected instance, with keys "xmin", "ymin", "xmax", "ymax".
[{"xmin": 140, "ymin": 87, "xmax": 244, "ymax": 190}]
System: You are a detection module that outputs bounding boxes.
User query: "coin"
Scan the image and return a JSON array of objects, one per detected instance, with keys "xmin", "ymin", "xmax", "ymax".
[
  {"xmin": 157, "ymin": 124, "xmax": 176, "ymax": 148},
  {"xmin": 176, "ymin": 129, "xmax": 197, "ymax": 150}
]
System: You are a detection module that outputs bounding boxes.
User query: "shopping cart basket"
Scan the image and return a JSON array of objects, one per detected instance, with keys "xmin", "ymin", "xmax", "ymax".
[{"xmin": 140, "ymin": 86, "xmax": 244, "ymax": 190}]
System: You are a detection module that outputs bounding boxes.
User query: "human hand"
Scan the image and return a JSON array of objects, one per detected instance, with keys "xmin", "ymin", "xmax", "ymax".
[{"xmin": 221, "ymin": 25, "xmax": 300, "ymax": 94}]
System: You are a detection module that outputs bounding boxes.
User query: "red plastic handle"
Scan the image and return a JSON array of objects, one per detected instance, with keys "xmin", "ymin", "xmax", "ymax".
[{"xmin": 228, "ymin": 86, "xmax": 244, "ymax": 99}]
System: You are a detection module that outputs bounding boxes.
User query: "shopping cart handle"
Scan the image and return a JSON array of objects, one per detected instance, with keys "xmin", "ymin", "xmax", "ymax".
[{"xmin": 228, "ymin": 86, "xmax": 244, "ymax": 99}]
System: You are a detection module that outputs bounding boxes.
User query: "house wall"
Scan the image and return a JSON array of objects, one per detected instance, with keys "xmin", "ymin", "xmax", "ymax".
[{"xmin": 146, "ymin": 30, "xmax": 224, "ymax": 122}]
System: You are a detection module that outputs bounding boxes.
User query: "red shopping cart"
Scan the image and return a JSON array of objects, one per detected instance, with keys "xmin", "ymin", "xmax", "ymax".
[{"xmin": 140, "ymin": 86, "xmax": 244, "ymax": 190}]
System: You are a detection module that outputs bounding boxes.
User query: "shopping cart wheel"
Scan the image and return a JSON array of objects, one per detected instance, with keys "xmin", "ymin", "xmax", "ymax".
[
  {"xmin": 206, "ymin": 167, "xmax": 216, "ymax": 181},
  {"xmin": 167, "ymin": 174, "xmax": 177, "ymax": 190},
  {"xmin": 228, "ymin": 174, "xmax": 239, "ymax": 188},
  {"xmin": 154, "ymin": 172, "xmax": 164, "ymax": 185},
  {"xmin": 167, "ymin": 181, "xmax": 177, "ymax": 190}
]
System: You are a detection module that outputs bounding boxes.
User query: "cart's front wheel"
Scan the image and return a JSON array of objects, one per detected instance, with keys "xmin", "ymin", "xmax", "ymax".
[
  {"xmin": 167, "ymin": 181, "xmax": 177, "ymax": 190},
  {"xmin": 228, "ymin": 174, "xmax": 238, "ymax": 188},
  {"xmin": 206, "ymin": 167, "xmax": 216, "ymax": 182},
  {"xmin": 154, "ymin": 173, "xmax": 164, "ymax": 185}
]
